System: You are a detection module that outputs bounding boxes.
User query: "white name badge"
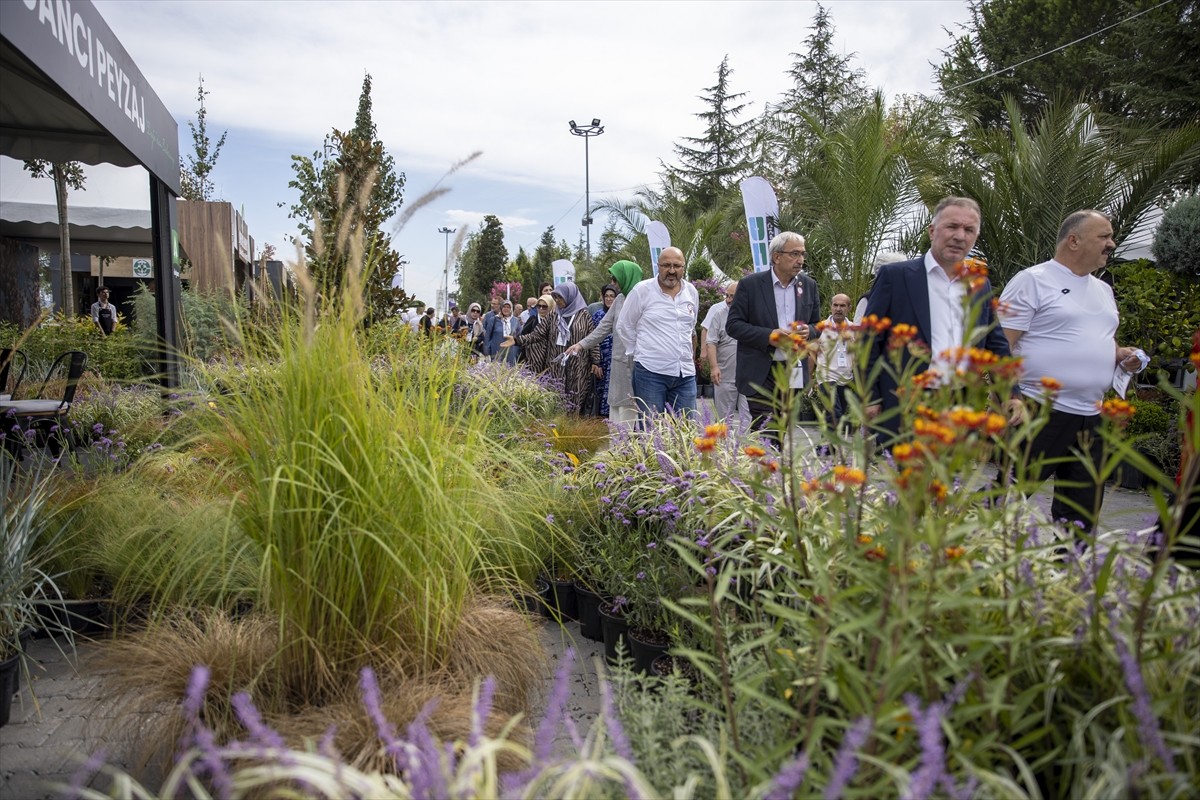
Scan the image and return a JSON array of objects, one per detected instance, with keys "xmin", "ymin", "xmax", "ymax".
[
  {"xmin": 556, "ymin": 330, "xmax": 568, "ymax": 347},
  {"xmin": 836, "ymin": 351, "xmax": 849, "ymax": 369},
  {"xmin": 789, "ymin": 363, "xmax": 806, "ymax": 390}
]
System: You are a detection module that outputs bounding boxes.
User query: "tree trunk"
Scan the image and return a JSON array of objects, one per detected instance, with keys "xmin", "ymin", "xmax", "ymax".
[{"xmin": 53, "ymin": 163, "xmax": 75, "ymax": 316}]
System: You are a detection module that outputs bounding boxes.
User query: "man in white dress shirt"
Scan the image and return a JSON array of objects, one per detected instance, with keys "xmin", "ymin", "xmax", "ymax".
[{"xmin": 615, "ymin": 247, "xmax": 700, "ymax": 418}]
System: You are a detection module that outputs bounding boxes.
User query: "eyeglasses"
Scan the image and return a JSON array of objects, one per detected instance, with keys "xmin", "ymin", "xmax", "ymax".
[
  {"xmin": 724, "ymin": 293, "xmax": 736, "ymax": 299},
  {"xmin": 537, "ymin": 304, "xmax": 548, "ymax": 309},
  {"xmin": 779, "ymin": 249, "xmax": 806, "ymax": 259}
]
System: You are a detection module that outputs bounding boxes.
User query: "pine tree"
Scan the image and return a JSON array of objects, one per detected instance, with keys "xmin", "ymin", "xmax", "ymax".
[
  {"xmin": 180, "ymin": 75, "xmax": 228, "ymax": 202},
  {"xmin": 666, "ymin": 56, "xmax": 754, "ymax": 212},
  {"xmin": 531, "ymin": 226, "xmax": 558, "ymax": 291},
  {"xmin": 287, "ymin": 74, "xmax": 407, "ymax": 319},
  {"xmin": 784, "ymin": 4, "xmax": 867, "ymax": 127}
]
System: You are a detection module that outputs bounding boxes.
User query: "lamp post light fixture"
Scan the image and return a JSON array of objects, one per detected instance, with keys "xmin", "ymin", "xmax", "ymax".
[
  {"xmin": 568, "ymin": 118, "xmax": 604, "ymax": 267},
  {"xmin": 438, "ymin": 226, "xmax": 456, "ymax": 312}
]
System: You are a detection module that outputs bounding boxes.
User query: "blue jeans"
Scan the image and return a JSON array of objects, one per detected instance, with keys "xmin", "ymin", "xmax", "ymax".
[{"xmin": 632, "ymin": 361, "xmax": 697, "ymax": 417}]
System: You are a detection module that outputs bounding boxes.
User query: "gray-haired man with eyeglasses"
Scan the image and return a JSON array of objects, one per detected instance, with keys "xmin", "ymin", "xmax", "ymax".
[{"xmin": 726, "ymin": 231, "xmax": 822, "ymax": 443}]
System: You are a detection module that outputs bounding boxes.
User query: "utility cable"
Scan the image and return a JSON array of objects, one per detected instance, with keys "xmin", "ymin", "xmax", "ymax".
[{"xmin": 942, "ymin": 0, "xmax": 1174, "ymax": 92}]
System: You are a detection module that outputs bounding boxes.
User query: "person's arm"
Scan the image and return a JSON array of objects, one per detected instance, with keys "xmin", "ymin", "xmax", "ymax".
[
  {"xmin": 725, "ymin": 278, "xmax": 778, "ymax": 353},
  {"xmin": 614, "ymin": 287, "xmax": 644, "ymax": 357},
  {"xmin": 569, "ymin": 294, "xmax": 622, "ymax": 354}
]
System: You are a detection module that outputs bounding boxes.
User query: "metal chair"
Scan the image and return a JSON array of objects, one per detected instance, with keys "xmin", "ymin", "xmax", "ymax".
[
  {"xmin": 1, "ymin": 350, "xmax": 88, "ymax": 457},
  {"xmin": 0, "ymin": 348, "xmax": 26, "ymax": 402}
]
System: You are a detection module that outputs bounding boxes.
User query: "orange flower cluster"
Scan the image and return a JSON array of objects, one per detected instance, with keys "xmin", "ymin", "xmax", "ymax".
[
  {"xmin": 1098, "ymin": 398, "xmax": 1136, "ymax": 425},
  {"xmin": 929, "ymin": 479, "xmax": 949, "ymax": 504},
  {"xmin": 901, "ymin": 405, "xmax": 1006, "ymax": 460},
  {"xmin": 889, "ymin": 323, "xmax": 919, "ymax": 351},
  {"xmin": 694, "ymin": 422, "xmax": 730, "ymax": 453},
  {"xmin": 741, "ymin": 443, "xmax": 779, "ymax": 473},
  {"xmin": 801, "ymin": 464, "xmax": 867, "ymax": 494},
  {"xmin": 864, "ymin": 545, "xmax": 887, "ymax": 562},
  {"xmin": 937, "ymin": 346, "xmax": 1023, "ymax": 384},
  {"xmin": 1191, "ymin": 332, "xmax": 1200, "ymax": 372},
  {"xmin": 944, "ymin": 545, "xmax": 966, "ymax": 560},
  {"xmin": 912, "ymin": 369, "xmax": 942, "ymax": 389},
  {"xmin": 768, "ymin": 329, "xmax": 808, "ymax": 353},
  {"xmin": 856, "ymin": 314, "xmax": 891, "ymax": 335},
  {"xmin": 1039, "ymin": 376, "xmax": 1062, "ymax": 394},
  {"xmin": 953, "ymin": 257, "xmax": 990, "ymax": 293}
]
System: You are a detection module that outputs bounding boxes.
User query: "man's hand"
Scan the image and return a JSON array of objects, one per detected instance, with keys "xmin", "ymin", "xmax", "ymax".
[
  {"xmin": 1004, "ymin": 396, "xmax": 1028, "ymax": 426},
  {"xmin": 864, "ymin": 403, "xmax": 881, "ymax": 421},
  {"xmin": 710, "ymin": 365, "xmax": 721, "ymax": 386},
  {"xmin": 566, "ymin": 343, "xmax": 582, "ymax": 356},
  {"xmin": 591, "ymin": 365, "xmax": 603, "ymax": 379},
  {"xmin": 1116, "ymin": 346, "xmax": 1141, "ymax": 373}
]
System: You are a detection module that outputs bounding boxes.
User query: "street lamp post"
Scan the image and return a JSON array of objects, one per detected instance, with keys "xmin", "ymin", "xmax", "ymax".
[
  {"xmin": 568, "ymin": 118, "xmax": 604, "ymax": 268},
  {"xmin": 438, "ymin": 226, "xmax": 456, "ymax": 312}
]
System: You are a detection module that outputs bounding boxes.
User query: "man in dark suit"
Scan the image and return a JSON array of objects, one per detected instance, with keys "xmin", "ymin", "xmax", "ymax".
[
  {"xmin": 726, "ymin": 231, "xmax": 822, "ymax": 442},
  {"xmin": 863, "ymin": 196, "xmax": 1018, "ymax": 444}
]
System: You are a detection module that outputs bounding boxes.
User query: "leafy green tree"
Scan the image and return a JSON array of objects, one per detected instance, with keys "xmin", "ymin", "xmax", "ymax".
[
  {"xmin": 784, "ymin": 93, "xmax": 921, "ymax": 304},
  {"xmin": 287, "ymin": 74, "xmax": 406, "ymax": 319},
  {"xmin": 753, "ymin": 3, "xmax": 868, "ymax": 185},
  {"xmin": 937, "ymin": 0, "xmax": 1200, "ymax": 130},
  {"xmin": 24, "ymin": 160, "xmax": 85, "ymax": 315},
  {"xmin": 950, "ymin": 96, "xmax": 1200, "ymax": 287},
  {"xmin": 180, "ymin": 75, "xmax": 228, "ymax": 202},
  {"xmin": 666, "ymin": 55, "xmax": 754, "ymax": 213},
  {"xmin": 456, "ymin": 215, "xmax": 507, "ymax": 305},
  {"xmin": 530, "ymin": 226, "xmax": 558, "ymax": 291},
  {"xmin": 1151, "ymin": 194, "xmax": 1200, "ymax": 277}
]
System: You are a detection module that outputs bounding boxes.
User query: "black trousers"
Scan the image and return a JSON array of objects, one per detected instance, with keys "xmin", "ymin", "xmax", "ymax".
[
  {"xmin": 746, "ymin": 365, "xmax": 801, "ymax": 448},
  {"xmin": 1022, "ymin": 409, "xmax": 1104, "ymax": 533}
]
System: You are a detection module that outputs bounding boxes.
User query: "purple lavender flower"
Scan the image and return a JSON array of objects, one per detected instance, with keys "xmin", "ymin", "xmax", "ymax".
[
  {"xmin": 764, "ymin": 753, "xmax": 810, "ymax": 800},
  {"xmin": 64, "ymin": 749, "xmax": 109, "ymax": 798},
  {"xmin": 904, "ymin": 694, "xmax": 947, "ymax": 800},
  {"xmin": 824, "ymin": 716, "xmax": 871, "ymax": 799},
  {"xmin": 1110, "ymin": 619, "xmax": 1176, "ymax": 771},
  {"xmin": 546, "ymin": 513, "xmax": 555, "ymax": 524},
  {"xmin": 636, "ymin": 571, "xmax": 646, "ymax": 580},
  {"xmin": 659, "ymin": 501, "xmax": 678, "ymax": 515},
  {"xmin": 695, "ymin": 536, "xmax": 710, "ymax": 548},
  {"xmin": 595, "ymin": 462, "xmax": 607, "ymax": 473},
  {"xmin": 647, "ymin": 541, "xmax": 658, "ymax": 550},
  {"xmin": 231, "ymin": 691, "xmax": 285, "ymax": 749}
]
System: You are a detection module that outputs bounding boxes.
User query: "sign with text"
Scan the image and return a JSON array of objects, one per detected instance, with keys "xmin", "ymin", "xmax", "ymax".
[
  {"xmin": 646, "ymin": 220, "xmax": 670, "ymax": 277},
  {"xmin": 739, "ymin": 177, "xmax": 779, "ymax": 273}
]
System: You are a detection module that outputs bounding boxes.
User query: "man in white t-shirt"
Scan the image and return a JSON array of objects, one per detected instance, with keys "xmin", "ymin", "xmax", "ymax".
[
  {"xmin": 615, "ymin": 247, "xmax": 700, "ymax": 418},
  {"xmin": 1000, "ymin": 209, "xmax": 1142, "ymax": 534},
  {"xmin": 705, "ymin": 281, "xmax": 750, "ymax": 430},
  {"xmin": 812, "ymin": 294, "xmax": 856, "ymax": 437}
]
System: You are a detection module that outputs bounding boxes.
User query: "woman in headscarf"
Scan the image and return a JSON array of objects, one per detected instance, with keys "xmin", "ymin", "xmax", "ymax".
[
  {"xmin": 590, "ymin": 285, "xmax": 618, "ymax": 416},
  {"xmin": 544, "ymin": 282, "xmax": 599, "ymax": 413},
  {"xmin": 505, "ymin": 293, "xmax": 556, "ymax": 373},
  {"xmin": 566, "ymin": 260, "xmax": 643, "ymax": 425}
]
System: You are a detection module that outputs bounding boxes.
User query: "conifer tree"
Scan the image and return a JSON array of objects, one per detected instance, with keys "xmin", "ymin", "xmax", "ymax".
[
  {"xmin": 666, "ymin": 56, "xmax": 753, "ymax": 213},
  {"xmin": 287, "ymin": 74, "xmax": 406, "ymax": 319}
]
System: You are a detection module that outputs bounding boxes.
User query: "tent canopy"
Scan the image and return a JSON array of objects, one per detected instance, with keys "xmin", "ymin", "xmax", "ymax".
[{"xmin": 1, "ymin": 200, "xmax": 152, "ymax": 256}]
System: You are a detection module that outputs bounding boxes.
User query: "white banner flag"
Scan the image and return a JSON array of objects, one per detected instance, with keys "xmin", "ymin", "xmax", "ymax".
[
  {"xmin": 740, "ymin": 177, "xmax": 779, "ymax": 273},
  {"xmin": 551, "ymin": 259, "xmax": 575, "ymax": 285},
  {"xmin": 645, "ymin": 220, "xmax": 671, "ymax": 276}
]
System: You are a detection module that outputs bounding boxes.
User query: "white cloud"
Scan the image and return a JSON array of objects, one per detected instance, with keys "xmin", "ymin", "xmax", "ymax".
[{"xmin": 14, "ymin": 0, "xmax": 971, "ymax": 308}]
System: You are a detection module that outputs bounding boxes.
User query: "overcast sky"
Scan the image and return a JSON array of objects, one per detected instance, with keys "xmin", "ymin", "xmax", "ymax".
[{"xmin": 1, "ymin": 0, "xmax": 972, "ymax": 307}]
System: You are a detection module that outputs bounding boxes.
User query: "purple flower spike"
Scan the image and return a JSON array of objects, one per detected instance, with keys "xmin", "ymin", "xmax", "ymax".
[
  {"xmin": 764, "ymin": 752, "xmax": 810, "ymax": 800},
  {"xmin": 824, "ymin": 716, "xmax": 871, "ymax": 800},
  {"xmin": 231, "ymin": 692, "xmax": 285, "ymax": 749}
]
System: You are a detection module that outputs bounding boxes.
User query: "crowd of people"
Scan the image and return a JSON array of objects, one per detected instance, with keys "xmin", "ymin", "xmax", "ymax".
[{"xmin": 396, "ymin": 196, "xmax": 1184, "ymax": 539}]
